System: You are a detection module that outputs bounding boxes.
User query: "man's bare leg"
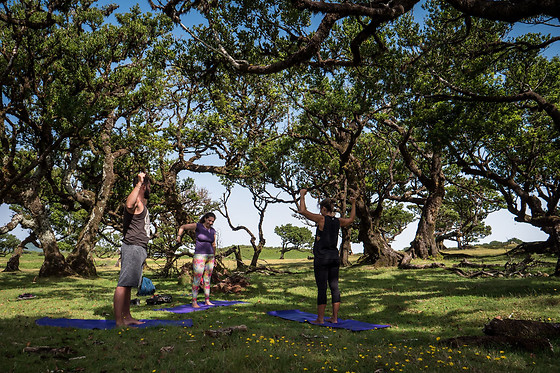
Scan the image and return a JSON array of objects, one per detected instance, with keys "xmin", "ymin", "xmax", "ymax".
[{"xmin": 114, "ymin": 286, "xmax": 144, "ymax": 327}]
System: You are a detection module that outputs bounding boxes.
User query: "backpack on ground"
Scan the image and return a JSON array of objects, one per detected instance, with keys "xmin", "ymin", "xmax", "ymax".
[{"xmin": 137, "ymin": 276, "xmax": 156, "ymax": 296}]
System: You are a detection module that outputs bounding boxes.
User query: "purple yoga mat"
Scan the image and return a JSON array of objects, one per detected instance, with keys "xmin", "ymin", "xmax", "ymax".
[
  {"xmin": 154, "ymin": 300, "xmax": 247, "ymax": 313},
  {"xmin": 267, "ymin": 309, "xmax": 391, "ymax": 332},
  {"xmin": 35, "ymin": 317, "xmax": 193, "ymax": 330}
]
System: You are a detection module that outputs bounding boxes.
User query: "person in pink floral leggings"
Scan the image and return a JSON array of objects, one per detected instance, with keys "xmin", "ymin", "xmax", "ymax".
[{"xmin": 177, "ymin": 212, "xmax": 217, "ymax": 308}]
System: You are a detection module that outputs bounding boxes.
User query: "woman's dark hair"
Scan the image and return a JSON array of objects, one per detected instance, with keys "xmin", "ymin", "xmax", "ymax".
[
  {"xmin": 318, "ymin": 199, "xmax": 335, "ymax": 213},
  {"xmin": 199, "ymin": 212, "xmax": 216, "ymax": 223}
]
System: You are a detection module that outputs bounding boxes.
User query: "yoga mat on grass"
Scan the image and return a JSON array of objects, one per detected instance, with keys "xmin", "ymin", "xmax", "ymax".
[
  {"xmin": 154, "ymin": 300, "xmax": 247, "ymax": 313},
  {"xmin": 267, "ymin": 309, "xmax": 391, "ymax": 332},
  {"xmin": 35, "ymin": 317, "xmax": 193, "ymax": 330}
]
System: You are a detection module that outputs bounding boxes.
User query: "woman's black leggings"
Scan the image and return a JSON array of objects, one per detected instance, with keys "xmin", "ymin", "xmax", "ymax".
[{"xmin": 313, "ymin": 258, "xmax": 341, "ymax": 305}]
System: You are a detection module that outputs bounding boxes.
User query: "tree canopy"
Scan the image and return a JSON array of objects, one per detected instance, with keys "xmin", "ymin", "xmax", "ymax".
[{"xmin": 2, "ymin": 0, "xmax": 560, "ymax": 276}]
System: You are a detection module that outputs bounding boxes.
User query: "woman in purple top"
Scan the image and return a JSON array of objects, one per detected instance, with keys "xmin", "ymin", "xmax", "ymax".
[{"xmin": 177, "ymin": 212, "xmax": 217, "ymax": 308}]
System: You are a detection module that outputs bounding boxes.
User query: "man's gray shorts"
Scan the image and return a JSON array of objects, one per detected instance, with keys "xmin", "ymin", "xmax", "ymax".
[{"xmin": 117, "ymin": 244, "xmax": 147, "ymax": 287}]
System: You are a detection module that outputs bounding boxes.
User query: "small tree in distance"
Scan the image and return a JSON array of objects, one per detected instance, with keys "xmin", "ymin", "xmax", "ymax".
[
  {"xmin": 0, "ymin": 233, "xmax": 19, "ymax": 257},
  {"xmin": 274, "ymin": 224, "xmax": 313, "ymax": 259}
]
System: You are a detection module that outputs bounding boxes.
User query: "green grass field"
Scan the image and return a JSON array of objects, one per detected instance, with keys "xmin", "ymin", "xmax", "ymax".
[{"xmin": 1, "ymin": 247, "xmax": 559, "ymax": 372}]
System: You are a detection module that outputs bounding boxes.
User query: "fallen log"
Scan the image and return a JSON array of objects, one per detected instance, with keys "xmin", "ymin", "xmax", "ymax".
[
  {"xmin": 467, "ymin": 270, "xmax": 506, "ymax": 278},
  {"xmin": 440, "ymin": 335, "xmax": 553, "ymax": 352},
  {"xmin": 440, "ymin": 318, "xmax": 560, "ymax": 352},
  {"xmin": 446, "ymin": 267, "xmax": 469, "ymax": 277},
  {"xmin": 483, "ymin": 318, "xmax": 560, "ymax": 340}
]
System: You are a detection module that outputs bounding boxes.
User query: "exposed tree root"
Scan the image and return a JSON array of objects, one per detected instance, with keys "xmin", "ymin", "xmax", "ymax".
[
  {"xmin": 441, "ymin": 318, "xmax": 560, "ymax": 352},
  {"xmin": 446, "ymin": 256, "xmax": 551, "ymax": 278}
]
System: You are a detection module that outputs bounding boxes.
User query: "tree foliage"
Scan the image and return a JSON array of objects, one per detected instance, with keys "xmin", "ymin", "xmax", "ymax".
[
  {"xmin": 2, "ymin": 0, "xmax": 560, "ymax": 276},
  {"xmin": 274, "ymin": 223, "xmax": 313, "ymax": 259},
  {"xmin": 0, "ymin": 233, "xmax": 19, "ymax": 257}
]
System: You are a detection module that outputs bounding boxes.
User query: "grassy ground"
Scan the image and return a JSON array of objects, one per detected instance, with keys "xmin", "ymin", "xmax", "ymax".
[{"xmin": 1, "ymin": 247, "xmax": 559, "ymax": 373}]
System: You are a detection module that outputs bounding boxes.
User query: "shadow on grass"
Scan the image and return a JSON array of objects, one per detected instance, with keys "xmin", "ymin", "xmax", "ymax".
[
  {"xmin": 2, "ymin": 256, "xmax": 560, "ymax": 349},
  {"xmin": 233, "ymin": 264, "xmax": 560, "ymax": 340}
]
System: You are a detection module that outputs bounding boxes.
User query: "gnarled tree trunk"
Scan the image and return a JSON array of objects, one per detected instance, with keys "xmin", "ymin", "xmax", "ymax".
[
  {"xmin": 66, "ymin": 115, "xmax": 125, "ymax": 277},
  {"xmin": 249, "ymin": 240, "xmax": 265, "ymax": 268},
  {"xmin": 408, "ymin": 152, "xmax": 445, "ymax": 259},
  {"xmin": 339, "ymin": 226, "xmax": 352, "ymax": 266},
  {"xmin": 545, "ymin": 225, "xmax": 560, "ymax": 277},
  {"xmin": 410, "ymin": 191, "xmax": 444, "ymax": 258},
  {"xmin": 4, "ymin": 234, "xmax": 37, "ymax": 272},
  {"xmin": 66, "ymin": 222, "xmax": 99, "ymax": 277},
  {"xmin": 37, "ymin": 224, "xmax": 73, "ymax": 277},
  {"xmin": 22, "ymin": 185, "xmax": 73, "ymax": 277},
  {"xmin": 356, "ymin": 197, "xmax": 404, "ymax": 267}
]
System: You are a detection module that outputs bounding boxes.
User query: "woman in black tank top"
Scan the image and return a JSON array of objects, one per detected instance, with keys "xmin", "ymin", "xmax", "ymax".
[{"xmin": 298, "ymin": 188, "xmax": 356, "ymax": 324}]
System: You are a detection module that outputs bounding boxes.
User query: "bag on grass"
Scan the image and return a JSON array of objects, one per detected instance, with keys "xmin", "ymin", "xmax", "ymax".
[
  {"xmin": 137, "ymin": 276, "xmax": 156, "ymax": 296},
  {"xmin": 146, "ymin": 294, "xmax": 173, "ymax": 305}
]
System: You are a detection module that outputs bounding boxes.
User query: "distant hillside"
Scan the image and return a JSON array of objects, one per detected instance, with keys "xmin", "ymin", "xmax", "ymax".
[{"xmin": 23, "ymin": 242, "xmax": 41, "ymax": 252}]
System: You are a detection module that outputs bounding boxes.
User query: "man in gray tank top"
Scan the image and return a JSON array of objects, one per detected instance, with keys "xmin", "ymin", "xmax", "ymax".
[{"xmin": 113, "ymin": 171, "xmax": 151, "ymax": 327}]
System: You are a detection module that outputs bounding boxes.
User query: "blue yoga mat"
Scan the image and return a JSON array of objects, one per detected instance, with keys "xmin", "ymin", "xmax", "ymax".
[
  {"xmin": 35, "ymin": 317, "xmax": 193, "ymax": 330},
  {"xmin": 154, "ymin": 300, "xmax": 247, "ymax": 313},
  {"xmin": 267, "ymin": 309, "xmax": 391, "ymax": 332}
]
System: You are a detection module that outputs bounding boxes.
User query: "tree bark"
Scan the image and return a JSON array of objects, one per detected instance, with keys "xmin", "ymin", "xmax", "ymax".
[
  {"xmin": 339, "ymin": 182, "xmax": 352, "ymax": 266},
  {"xmin": 221, "ymin": 188, "xmax": 267, "ymax": 268},
  {"xmin": 355, "ymin": 197, "xmax": 404, "ymax": 267},
  {"xmin": 344, "ymin": 156, "xmax": 405, "ymax": 267},
  {"xmin": 540, "ymin": 225, "xmax": 560, "ymax": 276},
  {"xmin": 37, "ymin": 225, "xmax": 73, "ymax": 277},
  {"xmin": 249, "ymin": 242, "xmax": 264, "ymax": 268},
  {"xmin": 3, "ymin": 234, "xmax": 37, "ymax": 272},
  {"xmin": 410, "ymin": 191, "xmax": 444, "ymax": 258},
  {"xmin": 22, "ymin": 185, "xmax": 73, "ymax": 277},
  {"xmin": 551, "ymin": 228, "xmax": 560, "ymax": 277},
  {"xmin": 216, "ymin": 245, "xmax": 247, "ymax": 271},
  {"xmin": 65, "ymin": 216, "xmax": 99, "ymax": 277},
  {"xmin": 66, "ymin": 115, "xmax": 122, "ymax": 277},
  {"xmin": 250, "ymin": 197, "xmax": 267, "ymax": 267},
  {"xmin": 339, "ymin": 226, "xmax": 351, "ymax": 266},
  {"xmin": 407, "ymin": 152, "xmax": 445, "ymax": 259}
]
